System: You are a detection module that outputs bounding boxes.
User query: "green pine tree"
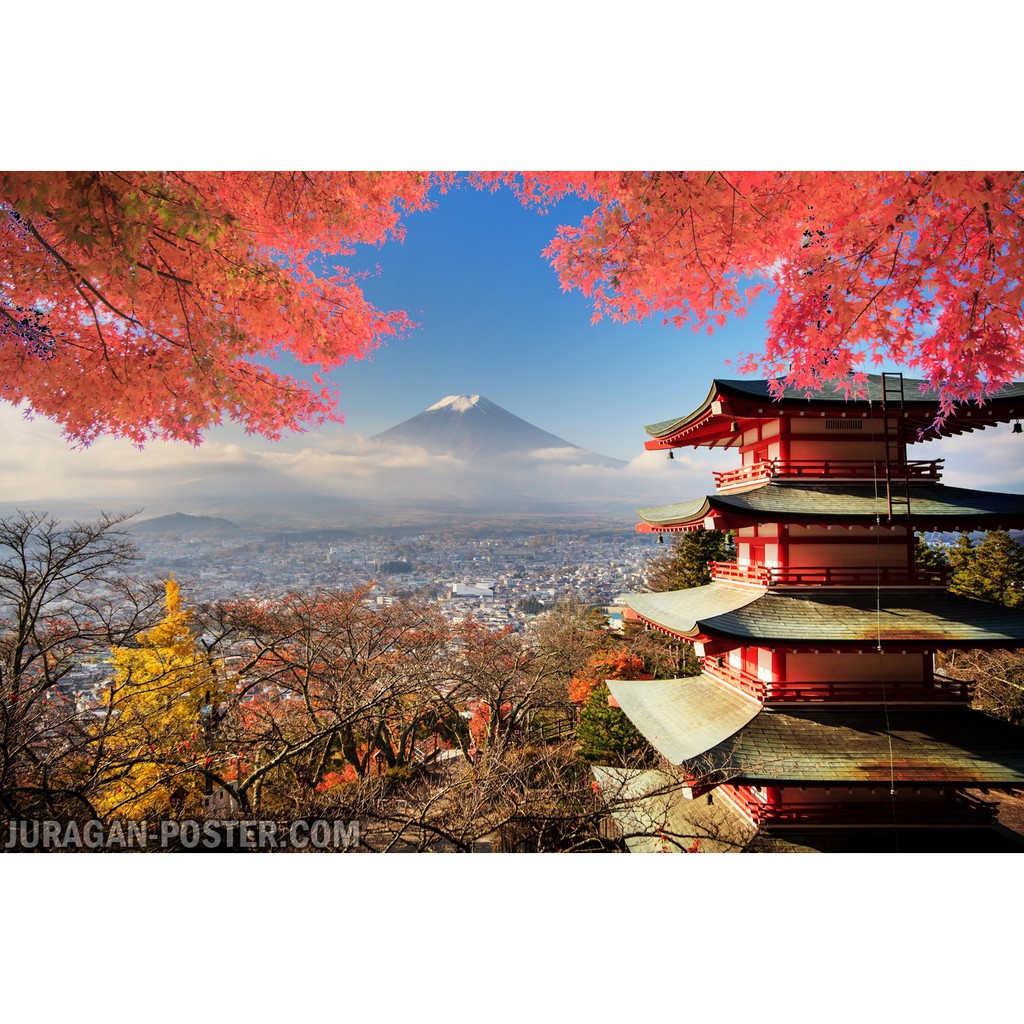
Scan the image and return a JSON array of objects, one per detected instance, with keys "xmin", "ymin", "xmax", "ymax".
[
  {"xmin": 949, "ymin": 531, "xmax": 1024, "ymax": 607},
  {"xmin": 914, "ymin": 534, "xmax": 950, "ymax": 572},
  {"xmin": 644, "ymin": 529, "xmax": 734, "ymax": 593},
  {"xmin": 576, "ymin": 684, "xmax": 655, "ymax": 765}
]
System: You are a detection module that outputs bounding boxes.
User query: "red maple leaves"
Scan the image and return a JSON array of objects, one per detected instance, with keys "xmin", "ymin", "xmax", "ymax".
[
  {"xmin": 3, "ymin": 170, "xmax": 1021, "ymax": 444},
  {"xmin": 490, "ymin": 171, "xmax": 1024, "ymax": 416}
]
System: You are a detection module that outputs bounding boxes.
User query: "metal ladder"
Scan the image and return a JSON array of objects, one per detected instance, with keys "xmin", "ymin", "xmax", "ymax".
[{"xmin": 880, "ymin": 372, "xmax": 912, "ymax": 522}]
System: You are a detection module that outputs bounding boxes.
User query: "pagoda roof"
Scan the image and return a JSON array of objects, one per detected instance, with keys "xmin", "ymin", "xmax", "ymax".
[
  {"xmin": 590, "ymin": 766, "xmax": 756, "ymax": 853},
  {"xmin": 626, "ymin": 585, "xmax": 1024, "ymax": 648},
  {"xmin": 717, "ymin": 707, "xmax": 1024, "ymax": 786},
  {"xmin": 636, "ymin": 480, "xmax": 1024, "ymax": 531},
  {"xmin": 606, "ymin": 675, "xmax": 761, "ymax": 764},
  {"xmin": 645, "ymin": 375, "xmax": 1024, "ymax": 448}
]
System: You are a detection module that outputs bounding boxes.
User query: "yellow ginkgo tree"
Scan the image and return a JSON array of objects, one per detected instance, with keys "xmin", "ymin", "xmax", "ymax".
[{"xmin": 97, "ymin": 578, "xmax": 227, "ymax": 819}]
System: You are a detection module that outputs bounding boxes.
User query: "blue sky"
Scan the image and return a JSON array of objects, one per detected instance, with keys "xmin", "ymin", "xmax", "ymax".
[{"xmin": 313, "ymin": 181, "xmax": 778, "ymax": 461}]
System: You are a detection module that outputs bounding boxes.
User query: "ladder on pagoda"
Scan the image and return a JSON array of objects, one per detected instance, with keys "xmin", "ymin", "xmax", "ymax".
[{"xmin": 881, "ymin": 372, "xmax": 913, "ymax": 522}]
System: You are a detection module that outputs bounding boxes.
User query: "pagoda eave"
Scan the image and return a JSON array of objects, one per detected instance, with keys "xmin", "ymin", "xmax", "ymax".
[
  {"xmin": 606, "ymin": 676, "xmax": 760, "ymax": 764},
  {"xmin": 626, "ymin": 586, "xmax": 1024, "ymax": 648},
  {"xmin": 636, "ymin": 481, "xmax": 1024, "ymax": 533},
  {"xmin": 706, "ymin": 707, "xmax": 1024, "ymax": 787},
  {"xmin": 644, "ymin": 376, "xmax": 1024, "ymax": 449}
]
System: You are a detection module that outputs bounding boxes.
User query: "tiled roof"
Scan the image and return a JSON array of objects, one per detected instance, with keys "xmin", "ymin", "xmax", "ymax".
[
  {"xmin": 637, "ymin": 495, "xmax": 712, "ymax": 527},
  {"xmin": 590, "ymin": 766, "xmax": 755, "ymax": 853},
  {"xmin": 747, "ymin": 828, "xmax": 1023, "ymax": 852},
  {"xmin": 637, "ymin": 482, "xmax": 1024, "ymax": 529},
  {"xmin": 625, "ymin": 584, "xmax": 759, "ymax": 638},
  {"xmin": 714, "ymin": 707, "xmax": 1024, "ymax": 785},
  {"xmin": 645, "ymin": 375, "xmax": 1024, "ymax": 441},
  {"xmin": 606, "ymin": 675, "xmax": 761, "ymax": 764},
  {"xmin": 719, "ymin": 375, "xmax": 1024, "ymax": 406},
  {"xmin": 626, "ymin": 585, "xmax": 1024, "ymax": 645}
]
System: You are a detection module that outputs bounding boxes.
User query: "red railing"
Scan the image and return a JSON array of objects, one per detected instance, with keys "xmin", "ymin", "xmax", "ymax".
[
  {"xmin": 702, "ymin": 659, "xmax": 973, "ymax": 704},
  {"xmin": 701, "ymin": 659, "xmax": 766, "ymax": 702},
  {"xmin": 719, "ymin": 785, "xmax": 997, "ymax": 827},
  {"xmin": 709, "ymin": 561, "xmax": 950, "ymax": 588},
  {"xmin": 713, "ymin": 458, "xmax": 944, "ymax": 490}
]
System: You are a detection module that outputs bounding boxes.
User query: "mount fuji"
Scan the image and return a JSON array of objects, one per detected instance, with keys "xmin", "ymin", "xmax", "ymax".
[{"xmin": 373, "ymin": 395, "xmax": 625, "ymax": 468}]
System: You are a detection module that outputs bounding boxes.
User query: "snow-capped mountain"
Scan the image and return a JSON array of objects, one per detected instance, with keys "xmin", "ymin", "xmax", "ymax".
[{"xmin": 373, "ymin": 394, "xmax": 625, "ymax": 467}]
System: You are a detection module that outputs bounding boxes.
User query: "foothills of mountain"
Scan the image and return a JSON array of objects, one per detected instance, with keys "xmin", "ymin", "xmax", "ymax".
[
  {"xmin": 373, "ymin": 394, "xmax": 625, "ymax": 467},
  {"xmin": 131, "ymin": 512, "xmax": 241, "ymax": 536}
]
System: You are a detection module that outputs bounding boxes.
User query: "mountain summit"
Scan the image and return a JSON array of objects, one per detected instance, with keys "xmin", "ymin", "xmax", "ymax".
[
  {"xmin": 374, "ymin": 394, "xmax": 624, "ymax": 466},
  {"xmin": 425, "ymin": 394, "xmax": 487, "ymax": 413}
]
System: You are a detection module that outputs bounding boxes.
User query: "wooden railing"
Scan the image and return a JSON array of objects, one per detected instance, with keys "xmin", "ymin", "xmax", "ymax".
[
  {"xmin": 701, "ymin": 659, "xmax": 766, "ymax": 702},
  {"xmin": 713, "ymin": 458, "xmax": 944, "ymax": 491},
  {"xmin": 720, "ymin": 785, "xmax": 997, "ymax": 827},
  {"xmin": 709, "ymin": 561, "xmax": 950, "ymax": 588},
  {"xmin": 702, "ymin": 659, "xmax": 973, "ymax": 704}
]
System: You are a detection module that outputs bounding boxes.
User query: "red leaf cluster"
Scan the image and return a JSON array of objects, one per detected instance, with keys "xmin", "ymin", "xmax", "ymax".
[{"xmin": 488, "ymin": 171, "xmax": 1024, "ymax": 415}]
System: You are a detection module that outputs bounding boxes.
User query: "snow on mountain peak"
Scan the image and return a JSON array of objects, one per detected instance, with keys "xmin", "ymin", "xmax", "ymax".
[{"xmin": 426, "ymin": 395, "xmax": 483, "ymax": 413}]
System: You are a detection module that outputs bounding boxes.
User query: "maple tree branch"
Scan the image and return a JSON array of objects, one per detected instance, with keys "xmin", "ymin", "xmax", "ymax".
[
  {"xmin": 714, "ymin": 171, "xmax": 772, "ymax": 224},
  {"xmin": 848, "ymin": 231, "xmax": 904, "ymax": 333},
  {"xmin": 21, "ymin": 218, "xmax": 181, "ymax": 354},
  {"xmin": 689, "ymin": 206, "xmax": 720, "ymax": 300}
]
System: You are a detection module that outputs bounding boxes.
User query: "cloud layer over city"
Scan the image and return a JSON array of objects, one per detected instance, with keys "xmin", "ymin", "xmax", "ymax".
[{"xmin": 0, "ymin": 403, "xmax": 736, "ymax": 525}]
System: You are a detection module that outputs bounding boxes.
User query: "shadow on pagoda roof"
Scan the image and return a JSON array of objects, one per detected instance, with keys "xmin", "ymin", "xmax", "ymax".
[
  {"xmin": 637, "ymin": 480, "xmax": 1024, "ymax": 531},
  {"xmin": 627, "ymin": 585, "xmax": 1024, "ymax": 647}
]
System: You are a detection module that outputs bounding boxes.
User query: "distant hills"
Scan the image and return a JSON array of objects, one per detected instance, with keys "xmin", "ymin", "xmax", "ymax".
[
  {"xmin": 131, "ymin": 512, "xmax": 241, "ymax": 535},
  {"xmin": 373, "ymin": 394, "xmax": 625, "ymax": 467}
]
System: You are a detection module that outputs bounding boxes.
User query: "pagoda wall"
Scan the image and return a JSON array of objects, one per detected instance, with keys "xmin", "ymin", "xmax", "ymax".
[
  {"xmin": 786, "ymin": 539, "xmax": 908, "ymax": 568},
  {"xmin": 785, "ymin": 652, "xmax": 927, "ymax": 683},
  {"xmin": 739, "ymin": 440, "xmax": 782, "ymax": 465},
  {"xmin": 736, "ymin": 523, "xmax": 913, "ymax": 571},
  {"xmin": 736, "ymin": 417, "xmax": 890, "ymax": 464},
  {"xmin": 726, "ymin": 645, "xmax": 782, "ymax": 679},
  {"xmin": 786, "ymin": 416, "xmax": 884, "ymax": 464},
  {"xmin": 788, "ymin": 438, "xmax": 883, "ymax": 461}
]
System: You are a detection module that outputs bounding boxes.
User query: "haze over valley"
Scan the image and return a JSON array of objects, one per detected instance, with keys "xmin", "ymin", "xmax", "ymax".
[{"xmin": 4, "ymin": 387, "xmax": 1022, "ymax": 533}]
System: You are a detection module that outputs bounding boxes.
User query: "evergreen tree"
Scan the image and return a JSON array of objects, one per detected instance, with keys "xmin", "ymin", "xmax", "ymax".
[
  {"xmin": 914, "ymin": 534, "xmax": 950, "ymax": 572},
  {"xmin": 576, "ymin": 685, "xmax": 655, "ymax": 765},
  {"xmin": 644, "ymin": 529, "xmax": 733, "ymax": 593},
  {"xmin": 949, "ymin": 531, "xmax": 1024, "ymax": 608},
  {"xmin": 937, "ymin": 532, "xmax": 1024, "ymax": 724}
]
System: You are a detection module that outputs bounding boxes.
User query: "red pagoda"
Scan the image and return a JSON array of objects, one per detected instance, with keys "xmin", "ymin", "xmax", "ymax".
[{"xmin": 603, "ymin": 373, "xmax": 1024, "ymax": 852}]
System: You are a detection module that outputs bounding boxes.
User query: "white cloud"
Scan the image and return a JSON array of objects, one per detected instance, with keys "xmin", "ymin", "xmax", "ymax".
[{"xmin": 5, "ymin": 400, "xmax": 1014, "ymax": 528}]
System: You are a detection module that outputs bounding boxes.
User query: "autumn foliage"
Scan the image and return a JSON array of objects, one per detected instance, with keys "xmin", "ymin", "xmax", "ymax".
[
  {"xmin": 98, "ymin": 578, "xmax": 226, "ymax": 818},
  {"xmin": 487, "ymin": 171, "xmax": 1024, "ymax": 416},
  {"xmin": 0, "ymin": 172, "xmax": 440, "ymax": 444},
  {"xmin": 3, "ymin": 171, "xmax": 1022, "ymax": 446},
  {"xmin": 568, "ymin": 648, "xmax": 650, "ymax": 706}
]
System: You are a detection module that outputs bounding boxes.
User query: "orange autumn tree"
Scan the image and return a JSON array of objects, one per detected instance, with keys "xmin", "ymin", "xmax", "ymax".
[
  {"xmin": 0, "ymin": 171, "xmax": 441, "ymax": 445},
  {"xmin": 568, "ymin": 649, "xmax": 650, "ymax": 707},
  {"xmin": 489, "ymin": 171, "xmax": 1024, "ymax": 417}
]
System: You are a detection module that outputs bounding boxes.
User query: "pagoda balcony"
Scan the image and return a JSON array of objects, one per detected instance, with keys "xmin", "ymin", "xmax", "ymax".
[
  {"xmin": 713, "ymin": 458, "xmax": 944, "ymax": 491},
  {"xmin": 702, "ymin": 659, "xmax": 973, "ymax": 704},
  {"xmin": 708, "ymin": 561, "xmax": 950, "ymax": 588},
  {"xmin": 720, "ymin": 785, "xmax": 997, "ymax": 827}
]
